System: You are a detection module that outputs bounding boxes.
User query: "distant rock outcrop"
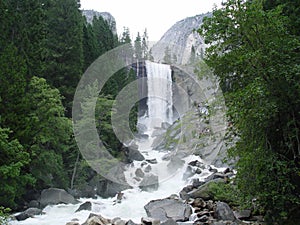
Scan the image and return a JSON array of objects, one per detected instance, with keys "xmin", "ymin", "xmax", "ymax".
[
  {"xmin": 82, "ymin": 10, "xmax": 117, "ymax": 34},
  {"xmin": 151, "ymin": 13, "xmax": 211, "ymax": 65}
]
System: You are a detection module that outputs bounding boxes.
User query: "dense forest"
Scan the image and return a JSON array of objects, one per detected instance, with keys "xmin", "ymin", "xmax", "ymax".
[
  {"xmin": 199, "ymin": 0, "xmax": 300, "ymax": 223},
  {"xmin": 0, "ymin": 0, "xmax": 151, "ymax": 214},
  {"xmin": 1, "ymin": 0, "xmax": 300, "ymax": 224}
]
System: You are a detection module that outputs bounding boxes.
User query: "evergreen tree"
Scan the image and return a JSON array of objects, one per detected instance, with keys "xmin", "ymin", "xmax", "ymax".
[
  {"xmin": 43, "ymin": 0, "xmax": 84, "ymax": 116},
  {"xmin": 142, "ymin": 29, "xmax": 149, "ymax": 59},
  {"xmin": 0, "ymin": 126, "xmax": 34, "ymax": 208},
  {"xmin": 134, "ymin": 32, "xmax": 143, "ymax": 59}
]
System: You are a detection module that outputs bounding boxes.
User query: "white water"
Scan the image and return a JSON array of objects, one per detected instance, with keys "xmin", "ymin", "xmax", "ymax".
[
  {"xmin": 144, "ymin": 61, "xmax": 173, "ymax": 128},
  {"xmin": 10, "ymin": 61, "xmax": 220, "ymax": 225}
]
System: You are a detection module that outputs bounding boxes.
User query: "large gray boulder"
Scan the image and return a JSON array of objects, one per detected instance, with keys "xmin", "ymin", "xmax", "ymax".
[
  {"xmin": 187, "ymin": 178, "xmax": 224, "ymax": 200},
  {"xmin": 215, "ymin": 202, "xmax": 235, "ymax": 221},
  {"xmin": 144, "ymin": 198, "xmax": 192, "ymax": 222},
  {"xmin": 40, "ymin": 188, "xmax": 77, "ymax": 207},
  {"xmin": 139, "ymin": 174, "xmax": 159, "ymax": 191}
]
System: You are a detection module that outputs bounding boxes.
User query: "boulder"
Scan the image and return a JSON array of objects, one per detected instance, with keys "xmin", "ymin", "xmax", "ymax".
[
  {"xmin": 141, "ymin": 217, "xmax": 160, "ymax": 225},
  {"xmin": 135, "ymin": 168, "xmax": 145, "ymax": 178},
  {"xmin": 144, "ymin": 165, "xmax": 152, "ymax": 173},
  {"xmin": 124, "ymin": 146, "xmax": 145, "ymax": 162},
  {"xmin": 15, "ymin": 208, "xmax": 43, "ymax": 221},
  {"xmin": 139, "ymin": 174, "xmax": 159, "ymax": 191},
  {"xmin": 126, "ymin": 220, "xmax": 139, "ymax": 225},
  {"xmin": 187, "ymin": 179, "xmax": 224, "ymax": 200},
  {"xmin": 215, "ymin": 202, "xmax": 235, "ymax": 221},
  {"xmin": 40, "ymin": 188, "xmax": 77, "ymax": 207},
  {"xmin": 82, "ymin": 213, "xmax": 111, "ymax": 225},
  {"xmin": 146, "ymin": 159, "xmax": 158, "ymax": 164},
  {"xmin": 233, "ymin": 209, "xmax": 251, "ymax": 220},
  {"xmin": 68, "ymin": 185, "xmax": 97, "ymax": 199},
  {"xmin": 179, "ymin": 185, "xmax": 193, "ymax": 200},
  {"xmin": 75, "ymin": 201, "xmax": 92, "ymax": 212},
  {"xmin": 144, "ymin": 198, "xmax": 192, "ymax": 222},
  {"xmin": 112, "ymin": 217, "xmax": 126, "ymax": 225},
  {"xmin": 98, "ymin": 180, "xmax": 131, "ymax": 198},
  {"xmin": 161, "ymin": 219, "xmax": 178, "ymax": 225},
  {"xmin": 66, "ymin": 222, "xmax": 80, "ymax": 225}
]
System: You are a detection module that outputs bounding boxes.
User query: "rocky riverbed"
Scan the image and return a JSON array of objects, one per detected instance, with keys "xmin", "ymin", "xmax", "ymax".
[{"xmin": 10, "ymin": 160, "xmax": 265, "ymax": 225}]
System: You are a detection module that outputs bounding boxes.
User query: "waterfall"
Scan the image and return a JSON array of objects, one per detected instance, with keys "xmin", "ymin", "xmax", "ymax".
[
  {"xmin": 144, "ymin": 60, "xmax": 173, "ymax": 129},
  {"xmin": 10, "ymin": 61, "xmax": 223, "ymax": 225}
]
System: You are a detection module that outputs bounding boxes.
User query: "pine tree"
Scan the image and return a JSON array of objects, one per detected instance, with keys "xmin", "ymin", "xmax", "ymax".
[{"xmin": 43, "ymin": 0, "xmax": 84, "ymax": 116}]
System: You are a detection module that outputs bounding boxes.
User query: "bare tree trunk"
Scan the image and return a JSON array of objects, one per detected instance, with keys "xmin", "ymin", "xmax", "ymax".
[{"xmin": 71, "ymin": 151, "xmax": 80, "ymax": 190}]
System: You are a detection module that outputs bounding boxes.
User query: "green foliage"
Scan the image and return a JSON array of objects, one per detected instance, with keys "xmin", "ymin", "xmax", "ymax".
[
  {"xmin": 208, "ymin": 182, "xmax": 246, "ymax": 207},
  {"xmin": 0, "ymin": 127, "xmax": 34, "ymax": 208},
  {"xmin": 43, "ymin": 0, "xmax": 84, "ymax": 116},
  {"xmin": 0, "ymin": 206, "xmax": 11, "ymax": 225},
  {"xmin": 199, "ymin": 0, "xmax": 300, "ymax": 223},
  {"xmin": 24, "ymin": 77, "xmax": 74, "ymax": 189}
]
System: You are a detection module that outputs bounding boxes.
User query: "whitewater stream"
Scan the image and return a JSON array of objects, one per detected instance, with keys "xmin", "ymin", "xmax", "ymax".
[{"xmin": 10, "ymin": 61, "xmax": 222, "ymax": 225}]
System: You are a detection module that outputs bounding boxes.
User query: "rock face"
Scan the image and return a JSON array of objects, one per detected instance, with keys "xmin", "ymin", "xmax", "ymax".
[
  {"xmin": 40, "ymin": 188, "xmax": 77, "ymax": 207},
  {"xmin": 144, "ymin": 198, "xmax": 192, "ymax": 222},
  {"xmin": 82, "ymin": 10, "xmax": 117, "ymax": 35},
  {"xmin": 151, "ymin": 13, "xmax": 210, "ymax": 65}
]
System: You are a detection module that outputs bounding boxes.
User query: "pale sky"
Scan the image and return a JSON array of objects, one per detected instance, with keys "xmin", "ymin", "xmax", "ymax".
[{"xmin": 80, "ymin": 0, "xmax": 223, "ymax": 41}]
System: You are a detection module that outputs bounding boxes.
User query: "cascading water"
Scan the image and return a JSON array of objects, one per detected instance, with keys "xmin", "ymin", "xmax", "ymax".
[
  {"xmin": 9, "ymin": 61, "xmax": 219, "ymax": 225},
  {"xmin": 144, "ymin": 60, "xmax": 173, "ymax": 128}
]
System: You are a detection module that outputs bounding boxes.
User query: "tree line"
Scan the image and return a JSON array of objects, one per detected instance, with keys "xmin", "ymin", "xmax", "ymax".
[{"xmin": 199, "ymin": 0, "xmax": 300, "ymax": 224}]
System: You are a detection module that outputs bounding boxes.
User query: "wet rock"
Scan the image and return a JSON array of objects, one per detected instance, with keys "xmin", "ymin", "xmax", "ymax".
[
  {"xmin": 144, "ymin": 198, "xmax": 192, "ymax": 222},
  {"xmin": 15, "ymin": 208, "xmax": 43, "ymax": 221},
  {"xmin": 75, "ymin": 201, "xmax": 92, "ymax": 212},
  {"xmin": 196, "ymin": 215, "xmax": 209, "ymax": 222},
  {"xmin": 66, "ymin": 222, "xmax": 80, "ymax": 225},
  {"xmin": 126, "ymin": 147, "xmax": 145, "ymax": 162},
  {"xmin": 112, "ymin": 217, "xmax": 126, "ymax": 225},
  {"xmin": 179, "ymin": 185, "xmax": 194, "ymax": 200},
  {"xmin": 215, "ymin": 202, "xmax": 235, "ymax": 221},
  {"xmin": 82, "ymin": 213, "xmax": 111, "ymax": 225},
  {"xmin": 135, "ymin": 168, "xmax": 145, "ymax": 178},
  {"xmin": 139, "ymin": 174, "xmax": 159, "ymax": 191},
  {"xmin": 40, "ymin": 188, "xmax": 77, "ymax": 207},
  {"xmin": 141, "ymin": 217, "xmax": 160, "ymax": 225},
  {"xmin": 146, "ymin": 159, "xmax": 158, "ymax": 164},
  {"xmin": 144, "ymin": 165, "xmax": 152, "ymax": 173},
  {"xmin": 188, "ymin": 160, "xmax": 205, "ymax": 169},
  {"xmin": 126, "ymin": 219, "xmax": 139, "ymax": 225}
]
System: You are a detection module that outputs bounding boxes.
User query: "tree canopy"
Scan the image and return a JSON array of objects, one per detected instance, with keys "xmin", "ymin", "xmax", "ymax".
[{"xmin": 199, "ymin": 0, "xmax": 300, "ymax": 223}]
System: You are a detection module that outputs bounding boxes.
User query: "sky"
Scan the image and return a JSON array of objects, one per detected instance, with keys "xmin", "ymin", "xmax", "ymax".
[{"xmin": 80, "ymin": 0, "xmax": 223, "ymax": 42}]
